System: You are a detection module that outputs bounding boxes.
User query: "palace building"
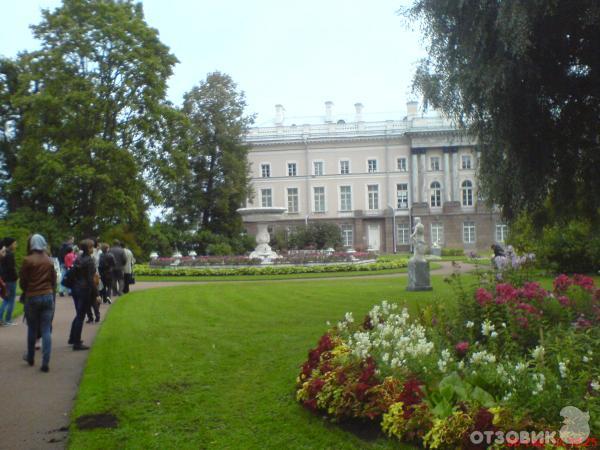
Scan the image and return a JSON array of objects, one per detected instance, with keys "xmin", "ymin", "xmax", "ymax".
[{"xmin": 243, "ymin": 101, "xmax": 505, "ymax": 253}]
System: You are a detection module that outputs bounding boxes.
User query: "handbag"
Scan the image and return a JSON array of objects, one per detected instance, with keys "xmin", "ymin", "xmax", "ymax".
[
  {"xmin": 0, "ymin": 276, "xmax": 6, "ymax": 299},
  {"xmin": 127, "ymin": 272, "xmax": 136, "ymax": 285}
]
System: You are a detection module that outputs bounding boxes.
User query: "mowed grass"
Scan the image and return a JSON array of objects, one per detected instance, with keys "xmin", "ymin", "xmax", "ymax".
[{"xmin": 69, "ymin": 275, "xmax": 463, "ymax": 450}]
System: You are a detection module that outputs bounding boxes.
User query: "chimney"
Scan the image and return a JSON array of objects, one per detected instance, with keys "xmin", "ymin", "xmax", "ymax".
[
  {"xmin": 324, "ymin": 101, "xmax": 334, "ymax": 123},
  {"xmin": 354, "ymin": 102, "xmax": 364, "ymax": 122},
  {"xmin": 274, "ymin": 104, "xmax": 285, "ymax": 125},
  {"xmin": 406, "ymin": 100, "xmax": 418, "ymax": 119}
]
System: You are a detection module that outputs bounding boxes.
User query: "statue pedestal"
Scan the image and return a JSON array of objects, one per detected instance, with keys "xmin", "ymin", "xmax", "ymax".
[{"xmin": 406, "ymin": 259, "xmax": 432, "ymax": 291}]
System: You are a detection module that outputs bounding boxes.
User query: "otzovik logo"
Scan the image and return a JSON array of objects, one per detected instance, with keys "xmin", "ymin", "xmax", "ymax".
[
  {"xmin": 559, "ymin": 406, "xmax": 590, "ymax": 445},
  {"xmin": 469, "ymin": 405, "xmax": 593, "ymax": 447}
]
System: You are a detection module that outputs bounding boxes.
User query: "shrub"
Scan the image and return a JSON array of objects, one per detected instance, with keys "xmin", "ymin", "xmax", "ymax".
[
  {"xmin": 137, "ymin": 259, "xmax": 407, "ymax": 277},
  {"xmin": 536, "ymin": 220, "xmax": 600, "ymax": 273},
  {"xmin": 288, "ymin": 223, "xmax": 342, "ymax": 250},
  {"xmin": 441, "ymin": 248, "xmax": 464, "ymax": 257}
]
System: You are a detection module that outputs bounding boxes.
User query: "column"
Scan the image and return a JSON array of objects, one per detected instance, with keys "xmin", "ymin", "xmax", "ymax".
[
  {"xmin": 411, "ymin": 152, "xmax": 419, "ymax": 203},
  {"xmin": 420, "ymin": 152, "xmax": 427, "ymax": 204},
  {"xmin": 451, "ymin": 150, "xmax": 458, "ymax": 201},
  {"xmin": 443, "ymin": 149, "xmax": 451, "ymax": 202}
]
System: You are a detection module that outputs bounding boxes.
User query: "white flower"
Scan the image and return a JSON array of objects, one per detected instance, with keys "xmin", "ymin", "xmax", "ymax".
[
  {"xmin": 531, "ymin": 346, "xmax": 545, "ymax": 361},
  {"xmin": 382, "ymin": 353, "xmax": 390, "ymax": 363},
  {"xmin": 515, "ymin": 362, "xmax": 527, "ymax": 372},
  {"xmin": 490, "ymin": 331, "xmax": 498, "ymax": 339},
  {"xmin": 326, "ymin": 321, "xmax": 331, "ymax": 327},
  {"xmin": 501, "ymin": 322, "xmax": 507, "ymax": 328},
  {"xmin": 583, "ymin": 356, "xmax": 589, "ymax": 363},
  {"xmin": 345, "ymin": 312, "xmax": 354, "ymax": 324},
  {"xmin": 481, "ymin": 320, "xmax": 495, "ymax": 336},
  {"xmin": 465, "ymin": 321, "xmax": 474, "ymax": 328},
  {"xmin": 591, "ymin": 380, "xmax": 600, "ymax": 392},
  {"xmin": 458, "ymin": 361, "xmax": 465, "ymax": 370},
  {"xmin": 558, "ymin": 361, "xmax": 568, "ymax": 379},
  {"xmin": 532, "ymin": 373, "xmax": 545, "ymax": 395},
  {"xmin": 470, "ymin": 350, "xmax": 497, "ymax": 365}
]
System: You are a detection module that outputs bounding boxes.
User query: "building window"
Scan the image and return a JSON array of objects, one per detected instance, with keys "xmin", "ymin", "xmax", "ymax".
[
  {"xmin": 340, "ymin": 224, "xmax": 353, "ymax": 247},
  {"xmin": 430, "ymin": 157, "xmax": 440, "ymax": 171},
  {"xmin": 368, "ymin": 159, "xmax": 378, "ymax": 173},
  {"xmin": 367, "ymin": 185, "xmax": 379, "ymax": 210},
  {"xmin": 461, "ymin": 155, "xmax": 472, "ymax": 169},
  {"xmin": 340, "ymin": 160, "xmax": 350, "ymax": 175},
  {"xmin": 287, "ymin": 188, "xmax": 298, "ymax": 213},
  {"xmin": 260, "ymin": 188, "xmax": 272, "ymax": 207},
  {"xmin": 287, "ymin": 163, "xmax": 297, "ymax": 177},
  {"xmin": 396, "ymin": 183, "xmax": 408, "ymax": 209},
  {"xmin": 431, "ymin": 223, "xmax": 444, "ymax": 245},
  {"xmin": 462, "ymin": 180, "xmax": 473, "ymax": 206},
  {"xmin": 313, "ymin": 161, "xmax": 324, "ymax": 176},
  {"xmin": 397, "ymin": 223, "xmax": 410, "ymax": 245},
  {"xmin": 261, "ymin": 163, "xmax": 271, "ymax": 178},
  {"xmin": 340, "ymin": 186, "xmax": 352, "ymax": 211},
  {"xmin": 313, "ymin": 187, "xmax": 325, "ymax": 212},
  {"xmin": 397, "ymin": 157, "xmax": 407, "ymax": 172},
  {"xmin": 430, "ymin": 181, "xmax": 441, "ymax": 207},
  {"xmin": 463, "ymin": 221, "xmax": 476, "ymax": 243},
  {"xmin": 496, "ymin": 224, "xmax": 508, "ymax": 243}
]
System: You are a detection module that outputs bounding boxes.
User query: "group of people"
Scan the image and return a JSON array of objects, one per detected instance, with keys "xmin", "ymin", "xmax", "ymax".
[{"xmin": 0, "ymin": 234, "xmax": 135, "ymax": 373}]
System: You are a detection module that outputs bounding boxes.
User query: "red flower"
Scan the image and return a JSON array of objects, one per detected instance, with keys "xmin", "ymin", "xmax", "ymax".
[
  {"xmin": 303, "ymin": 399, "xmax": 318, "ymax": 411},
  {"xmin": 359, "ymin": 357, "xmax": 377, "ymax": 383},
  {"xmin": 320, "ymin": 361, "xmax": 333, "ymax": 374},
  {"xmin": 522, "ymin": 282, "xmax": 547, "ymax": 300},
  {"xmin": 515, "ymin": 302, "xmax": 539, "ymax": 315},
  {"xmin": 558, "ymin": 295, "xmax": 570, "ymax": 307},
  {"xmin": 308, "ymin": 378, "xmax": 325, "ymax": 397},
  {"xmin": 575, "ymin": 316, "xmax": 593, "ymax": 329},
  {"xmin": 399, "ymin": 378, "xmax": 424, "ymax": 409},
  {"xmin": 573, "ymin": 274, "xmax": 595, "ymax": 292},
  {"xmin": 475, "ymin": 288, "xmax": 493, "ymax": 306},
  {"xmin": 354, "ymin": 382, "xmax": 371, "ymax": 400},
  {"xmin": 495, "ymin": 283, "xmax": 518, "ymax": 303},
  {"xmin": 553, "ymin": 274, "xmax": 572, "ymax": 292},
  {"xmin": 317, "ymin": 334, "xmax": 334, "ymax": 352},
  {"xmin": 455, "ymin": 341, "xmax": 470, "ymax": 357}
]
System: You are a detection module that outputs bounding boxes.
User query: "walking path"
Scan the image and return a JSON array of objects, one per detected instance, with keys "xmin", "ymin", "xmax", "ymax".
[{"xmin": 0, "ymin": 261, "xmax": 474, "ymax": 449}]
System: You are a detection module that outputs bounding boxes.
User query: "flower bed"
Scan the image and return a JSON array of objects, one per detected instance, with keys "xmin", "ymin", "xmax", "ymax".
[
  {"xmin": 136, "ymin": 259, "xmax": 407, "ymax": 277},
  {"xmin": 296, "ymin": 274, "xmax": 599, "ymax": 448}
]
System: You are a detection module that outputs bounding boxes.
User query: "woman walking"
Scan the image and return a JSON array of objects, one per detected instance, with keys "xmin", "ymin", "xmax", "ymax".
[
  {"xmin": 68, "ymin": 239, "xmax": 96, "ymax": 350},
  {"xmin": 0, "ymin": 237, "xmax": 19, "ymax": 326},
  {"xmin": 19, "ymin": 234, "xmax": 56, "ymax": 372}
]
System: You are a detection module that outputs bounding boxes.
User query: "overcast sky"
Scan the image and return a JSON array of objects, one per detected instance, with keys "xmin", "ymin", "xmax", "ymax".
[{"xmin": 1, "ymin": 0, "xmax": 426, "ymax": 125}]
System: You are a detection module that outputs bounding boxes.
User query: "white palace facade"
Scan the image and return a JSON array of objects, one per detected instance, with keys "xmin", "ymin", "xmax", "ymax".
[{"xmin": 243, "ymin": 101, "xmax": 506, "ymax": 253}]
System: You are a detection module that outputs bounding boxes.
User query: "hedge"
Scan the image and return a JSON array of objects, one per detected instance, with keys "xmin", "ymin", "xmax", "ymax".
[{"xmin": 135, "ymin": 260, "xmax": 408, "ymax": 277}]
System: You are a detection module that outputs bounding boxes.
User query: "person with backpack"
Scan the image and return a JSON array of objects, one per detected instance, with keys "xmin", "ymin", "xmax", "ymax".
[
  {"xmin": 57, "ymin": 236, "xmax": 74, "ymax": 297},
  {"xmin": 98, "ymin": 243, "xmax": 115, "ymax": 304},
  {"xmin": 19, "ymin": 234, "xmax": 56, "ymax": 372},
  {"xmin": 67, "ymin": 239, "xmax": 96, "ymax": 350}
]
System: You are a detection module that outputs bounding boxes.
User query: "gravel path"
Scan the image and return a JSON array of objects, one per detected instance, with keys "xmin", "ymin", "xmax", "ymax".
[{"xmin": 0, "ymin": 260, "xmax": 473, "ymax": 449}]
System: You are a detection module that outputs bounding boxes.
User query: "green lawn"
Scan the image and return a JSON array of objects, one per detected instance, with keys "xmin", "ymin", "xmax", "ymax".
[{"xmin": 69, "ymin": 275, "xmax": 463, "ymax": 450}]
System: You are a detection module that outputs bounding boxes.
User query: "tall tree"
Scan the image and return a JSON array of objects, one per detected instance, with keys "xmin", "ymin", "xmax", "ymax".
[
  {"xmin": 165, "ymin": 72, "xmax": 254, "ymax": 237},
  {"xmin": 404, "ymin": 1, "xmax": 600, "ymax": 224},
  {"xmin": 0, "ymin": 0, "xmax": 177, "ymax": 236}
]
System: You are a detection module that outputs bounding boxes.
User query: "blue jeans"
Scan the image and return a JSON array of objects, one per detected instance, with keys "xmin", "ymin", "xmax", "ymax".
[
  {"xmin": 69, "ymin": 286, "xmax": 91, "ymax": 345},
  {"xmin": 0, "ymin": 281, "xmax": 17, "ymax": 323},
  {"xmin": 25, "ymin": 293, "xmax": 55, "ymax": 366}
]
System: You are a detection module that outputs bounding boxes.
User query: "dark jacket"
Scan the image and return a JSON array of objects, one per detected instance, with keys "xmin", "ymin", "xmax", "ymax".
[
  {"xmin": 19, "ymin": 252, "xmax": 56, "ymax": 297},
  {"xmin": 109, "ymin": 246, "xmax": 126, "ymax": 272},
  {"xmin": 72, "ymin": 254, "xmax": 97, "ymax": 290},
  {"xmin": 0, "ymin": 250, "xmax": 18, "ymax": 282},
  {"xmin": 98, "ymin": 252, "xmax": 116, "ymax": 278}
]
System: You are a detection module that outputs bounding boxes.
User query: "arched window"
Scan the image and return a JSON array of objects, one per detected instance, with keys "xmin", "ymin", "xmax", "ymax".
[
  {"xmin": 430, "ymin": 181, "xmax": 441, "ymax": 207},
  {"xmin": 462, "ymin": 180, "xmax": 473, "ymax": 206}
]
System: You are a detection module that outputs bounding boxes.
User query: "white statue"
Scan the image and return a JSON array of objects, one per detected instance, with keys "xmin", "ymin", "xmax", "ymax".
[{"xmin": 410, "ymin": 217, "xmax": 426, "ymax": 262}]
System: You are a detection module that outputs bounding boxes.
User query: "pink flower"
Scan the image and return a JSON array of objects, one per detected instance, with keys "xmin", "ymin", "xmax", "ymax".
[
  {"xmin": 573, "ymin": 274, "xmax": 595, "ymax": 292},
  {"xmin": 575, "ymin": 317, "xmax": 593, "ymax": 329},
  {"xmin": 455, "ymin": 341, "xmax": 470, "ymax": 357},
  {"xmin": 496, "ymin": 283, "xmax": 518, "ymax": 302},
  {"xmin": 522, "ymin": 282, "xmax": 547, "ymax": 300},
  {"xmin": 475, "ymin": 288, "xmax": 493, "ymax": 306},
  {"xmin": 558, "ymin": 295, "xmax": 570, "ymax": 307},
  {"xmin": 553, "ymin": 274, "xmax": 572, "ymax": 292}
]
